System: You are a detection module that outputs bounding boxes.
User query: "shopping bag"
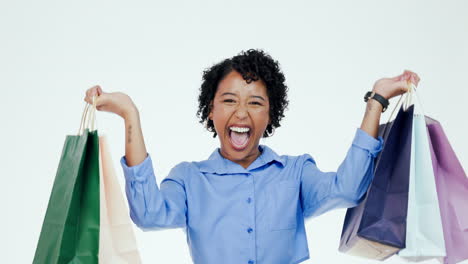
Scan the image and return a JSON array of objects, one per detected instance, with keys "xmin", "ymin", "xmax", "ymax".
[
  {"xmin": 426, "ymin": 116, "xmax": 468, "ymax": 264},
  {"xmin": 99, "ymin": 135, "xmax": 142, "ymax": 263},
  {"xmin": 339, "ymin": 101, "xmax": 414, "ymax": 260},
  {"xmin": 33, "ymin": 103, "xmax": 100, "ymax": 264},
  {"xmin": 398, "ymin": 86, "xmax": 446, "ymax": 260}
]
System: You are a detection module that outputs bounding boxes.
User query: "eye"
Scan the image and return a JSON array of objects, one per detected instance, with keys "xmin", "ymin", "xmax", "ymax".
[
  {"xmin": 250, "ymin": 101, "xmax": 262, "ymax": 105},
  {"xmin": 223, "ymin": 99, "xmax": 235, "ymax": 103}
]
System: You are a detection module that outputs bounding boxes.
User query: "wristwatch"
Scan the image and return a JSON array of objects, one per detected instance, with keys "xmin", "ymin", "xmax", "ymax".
[{"xmin": 364, "ymin": 91, "xmax": 389, "ymax": 112}]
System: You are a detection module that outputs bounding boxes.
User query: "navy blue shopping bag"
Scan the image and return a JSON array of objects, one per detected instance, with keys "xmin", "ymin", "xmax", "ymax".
[{"xmin": 339, "ymin": 105, "xmax": 414, "ymax": 260}]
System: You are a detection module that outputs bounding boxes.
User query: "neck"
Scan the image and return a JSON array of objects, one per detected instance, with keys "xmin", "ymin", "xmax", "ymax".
[{"xmin": 219, "ymin": 145, "xmax": 262, "ymax": 169}]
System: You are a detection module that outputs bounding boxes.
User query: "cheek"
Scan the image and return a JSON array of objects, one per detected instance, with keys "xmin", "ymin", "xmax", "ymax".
[
  {"xmin": 211, "ymin": 109, "xmax": 230, "ymax": 131},
  {"xmin": 253, "ymin": 110, "xmax": 270, "ymax": 129}
]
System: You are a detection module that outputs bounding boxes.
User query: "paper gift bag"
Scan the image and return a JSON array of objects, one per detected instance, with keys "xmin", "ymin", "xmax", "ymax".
[
  {"xmin": 398, "ymin": 86, "xmax": 446, "ymax": 261},
  {"xmin": 33, "ymin": 102, "xmax": 100, "ymax": 264},
  {"xmin": 99, "ymin": 135, "xmax": 142, "ymax": 263},
  {"xmin": 426, "ymin": 116, "xmax": 468, "ymax": 264},
  {"xmin": 339, "ymin": 103, "xmax": 414, "ymax": 260}
]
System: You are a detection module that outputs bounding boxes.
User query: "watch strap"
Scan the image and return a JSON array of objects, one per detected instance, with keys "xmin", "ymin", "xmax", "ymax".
[{"xmin": 364, "ymin": 91, "xmax": 389, "ymax": 112}]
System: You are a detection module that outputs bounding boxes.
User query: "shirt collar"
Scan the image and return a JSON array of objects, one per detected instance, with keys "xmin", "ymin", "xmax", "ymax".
[{"xmin": 198, "ymin": 145, "xmax": 285, "ymax": 175}]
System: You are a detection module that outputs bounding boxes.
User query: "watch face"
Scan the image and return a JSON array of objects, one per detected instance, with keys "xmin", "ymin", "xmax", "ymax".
[{"xmin": 364, "ymin": 91, "xmax": 373, "ymax": 102}]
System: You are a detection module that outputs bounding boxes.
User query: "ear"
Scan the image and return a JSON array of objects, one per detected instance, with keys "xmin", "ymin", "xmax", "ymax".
[{"xmin": 208, "ymin": 101, "xmax": 214, "ymax": 120}]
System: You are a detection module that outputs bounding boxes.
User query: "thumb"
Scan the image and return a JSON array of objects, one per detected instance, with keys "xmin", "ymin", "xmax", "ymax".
[
  {"xmin": 395, "ymin": 71, "xmax": 409, "ymax": 82},
  {"xmin": 94, "ymin": 93, "xmax": 109, "ymax": 109},
  {"xmin": 396, "ymin": 80, "xmax": 411, "ymax": 93},
  {"xmin": 97, "ymin": 86, "xmax": 103, "ymax": 96}
]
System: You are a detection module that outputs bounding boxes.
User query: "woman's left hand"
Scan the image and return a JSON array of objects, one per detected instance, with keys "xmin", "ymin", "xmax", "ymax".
[{"xmin": 372, "ymin": 70, "xmax": 420, "ymax": 100}]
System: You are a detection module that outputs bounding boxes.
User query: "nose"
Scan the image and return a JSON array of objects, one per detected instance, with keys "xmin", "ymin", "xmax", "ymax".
[{"xmin": 235, "ymin": 105, "xmax": 248, "ymax": 120}]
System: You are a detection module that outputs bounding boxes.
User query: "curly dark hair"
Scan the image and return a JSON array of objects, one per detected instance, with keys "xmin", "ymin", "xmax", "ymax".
[{"xmin": 196, "ymin": 49, "xmax": 289, "ymax": 138}]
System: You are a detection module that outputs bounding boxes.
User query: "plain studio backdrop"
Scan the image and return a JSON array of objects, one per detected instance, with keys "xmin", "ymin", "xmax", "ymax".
[{"xmin": 1, "ymin": 0, "xmax": 467, "ymax": 263}]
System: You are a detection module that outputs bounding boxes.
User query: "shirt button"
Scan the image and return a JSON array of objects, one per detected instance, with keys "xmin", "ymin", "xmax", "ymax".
[
  {"xmin": 247, "ymin": 197, "xmax": 252, "ymax": 203},
  {"xmin": 248, "ymin": 260, "xmax": 254, "ymax": 264},
  {"xmin": 247, "ymin": 227, "xmax": 253, "ymax": 233}
]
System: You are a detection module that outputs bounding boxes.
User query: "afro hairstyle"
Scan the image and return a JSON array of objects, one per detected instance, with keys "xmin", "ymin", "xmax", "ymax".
[{"xmin": 196, "ymin": 49, "xmax": 289, "ymax": 138}]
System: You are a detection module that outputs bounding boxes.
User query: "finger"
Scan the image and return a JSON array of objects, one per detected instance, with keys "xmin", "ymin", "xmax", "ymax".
[
  {"xmin": 88, "ymin": 85, "xmax": 100, "ymax": 97},
  {"xmin": 95, "ymin": 95, "xmax": 102, "ymax": 105},
  {"xmin": 393, "ymin": 69, "xmax": 411, "ymax": 81},
  {"xmin": 405, "ymin": 70, "xmax": 420, "ymax": 83},
  {"xmin": 398, "ymin": 73, "xmax": 408, "ymax": 82},
  {"xmin": 86, "ymin": 89, "xmax": 93, "ymax": 99},
  {"xmin": 92, "ymin": 87, "xmax": 99, "ymax": 97},
  {"xmin": 404, "ymin": 69, "xmax": 415, "ymax": 76},
  {"xmin": 407, "ymin": 73, "xmax": 420, "ymax": 87},
  {"xmin": 393, "ymin": 72, "xmax": 406, "ymax": 81},
  {"xmin": 85, "ymin": 88, "xmax": 91, "ymax": 100},
  {"xmin": 85, "ymin": 85, "xmax": 100, "ymax": 104},
  {"xmin": 94, "ymin": 93, "xmax": 109, "ymax": 108},
  {"xmin": 91, "ymin": 85, "xmax": 102, "ymax": 96},
  {"xmin": 398, "ymin": 70, "xmax": 411, "ymax": 81},
  {"xmin": 398, "ymin": 80, "xmax": 410, "ymax": 93},
  {"xmin": 392, "ymin": 74, "xmax": 403, "ymax": 81},
  {"xmin": 84, "ymin": 96, "xmax": 92, "ymax": 104},
  {"xmin": 97, "ymin": 86, "xmax": 103, "ymax": 96}
]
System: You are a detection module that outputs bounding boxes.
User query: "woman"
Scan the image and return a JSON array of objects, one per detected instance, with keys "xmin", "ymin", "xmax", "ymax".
[{"xmin": 84, "ymin": 49, "xmax": 419, "ymax": 264}]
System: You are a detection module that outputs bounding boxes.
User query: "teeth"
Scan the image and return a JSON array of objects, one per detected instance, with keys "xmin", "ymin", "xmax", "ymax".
[{"xmin": 229, "ymin": 126, "xmax": 250, "ymax": 133}]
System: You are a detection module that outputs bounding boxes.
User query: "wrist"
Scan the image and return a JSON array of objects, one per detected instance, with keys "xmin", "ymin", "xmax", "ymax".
[
  {"xmin": 364, "ymin": 91, "xmax": 389, "ymax": 112},
  {"xmin": 122, "ymin": 105, "xmax": 139, "ymax": 121},
  {"xmin": 366, "ymin": 99, "xmax": 383, "ymax": 113},
  {"xmin": 371, "ymin": 88, "xmax": 389, "ymax": 100}
]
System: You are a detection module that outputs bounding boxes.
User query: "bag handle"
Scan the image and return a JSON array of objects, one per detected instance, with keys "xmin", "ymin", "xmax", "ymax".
[
  {"xmin": 412, "ymin": 83, "xmax": 426, "ymax": 116},
  {"xmin": 402, "ymin": 82, "xmax": 425, "ymax": 116},
  {"xmin": 78, "ymin": 95, "xmax": 98, "ymax": 135},
  {"xmin": 380, "ymin": 81, "xmax": 423, "ymax": 139},
  {"xmin": 379, "ymin": 86, "xmax": 407, "ymax": 140}
]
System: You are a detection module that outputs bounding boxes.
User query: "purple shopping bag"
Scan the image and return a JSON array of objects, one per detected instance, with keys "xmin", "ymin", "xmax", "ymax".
[
  {"xmin": 339, "ymin": 105, "xmax": 414, "ymax": 260},
  {"xmin": 426, "ymin": 116, "xmax": 468, "ymax": 264}
]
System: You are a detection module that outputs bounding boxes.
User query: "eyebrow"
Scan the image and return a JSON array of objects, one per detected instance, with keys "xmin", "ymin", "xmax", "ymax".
[{"xmin": 221, "ymin": 92, "xmax": 266, "ymax": 101}]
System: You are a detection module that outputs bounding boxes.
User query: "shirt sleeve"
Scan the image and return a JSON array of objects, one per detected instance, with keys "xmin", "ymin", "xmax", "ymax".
[
  {"xmin": 300, "ymin": 128, "xmax": 384, "ymax": 218},
  {"xmin": 120, "ymin": 154, "xmax": 188, "ymax": 230}
]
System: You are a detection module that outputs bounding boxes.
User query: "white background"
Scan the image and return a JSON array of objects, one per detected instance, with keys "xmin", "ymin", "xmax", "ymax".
[{"xmin": 1, "ymin": 0, "xmax": 467, "ymax": 263}]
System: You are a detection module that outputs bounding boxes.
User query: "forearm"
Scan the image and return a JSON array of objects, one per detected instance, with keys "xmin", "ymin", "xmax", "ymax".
[
  {"xmin": 124, "ymin": 109, "xmax": 148, "ymax": 166},
  {"xmin": 359, "ymin": 99, "xmax": 383, "ymax": 138}
]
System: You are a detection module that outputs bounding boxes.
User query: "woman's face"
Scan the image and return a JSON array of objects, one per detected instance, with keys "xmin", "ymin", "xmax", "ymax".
[{"xmin": 209, "ymin": 70, "xmax": 270, "ymax": 168}]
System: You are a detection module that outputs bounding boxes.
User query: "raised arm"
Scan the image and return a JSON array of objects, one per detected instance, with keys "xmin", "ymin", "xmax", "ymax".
[
  {"xmin": 85, "ymin": 85, "xmax": 186, "ymax": 229},
  {"xmin": 300, "ymin": 70, "xmax": 420, "ymax": 218}
]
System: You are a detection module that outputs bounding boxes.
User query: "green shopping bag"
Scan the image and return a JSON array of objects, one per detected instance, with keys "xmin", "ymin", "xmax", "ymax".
[{"xmin": 33, "ymin": 103, "xmax": 100, "ymax": 264}]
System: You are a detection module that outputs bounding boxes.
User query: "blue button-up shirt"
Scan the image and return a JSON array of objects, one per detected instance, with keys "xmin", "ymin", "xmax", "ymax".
[{"xmin": 120, "ymin": 128, "xmax": 384, "ymax": 264}]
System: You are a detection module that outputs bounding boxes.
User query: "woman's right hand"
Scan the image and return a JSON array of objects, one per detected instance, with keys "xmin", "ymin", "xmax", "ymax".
[{"xmin": 84, "ymin": 85, "xmax": 137, "ymax": 120}]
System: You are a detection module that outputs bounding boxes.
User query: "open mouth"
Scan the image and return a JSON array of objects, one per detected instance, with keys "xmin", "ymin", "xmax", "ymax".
[{"xmin": 228, "ymin": 126, "xmax": 251, "ymax": 151}]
